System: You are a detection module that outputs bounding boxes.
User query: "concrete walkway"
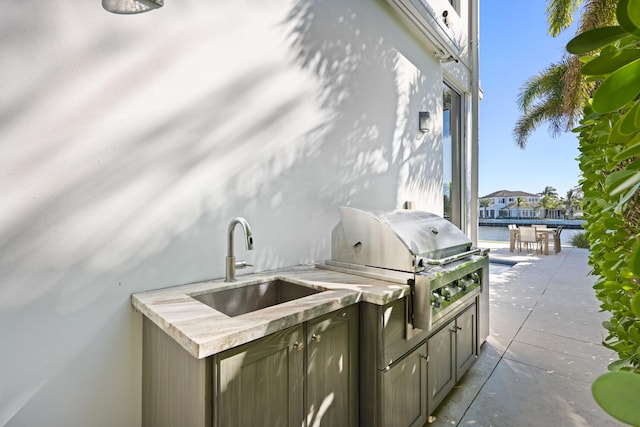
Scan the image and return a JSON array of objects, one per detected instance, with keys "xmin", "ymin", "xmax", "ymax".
[{"xmin": 429, "ymin": 241, "xmax": 626, "ymax": 427}]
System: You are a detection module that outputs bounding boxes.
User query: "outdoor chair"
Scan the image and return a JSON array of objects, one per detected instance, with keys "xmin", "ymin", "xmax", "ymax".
[
  {"xmin": 533, "ymin": 224, "xmax": 548, "ymax": 252},
  {"xmin": 554, "ymin": 225, "xmax": 563, "ymax": 253},
  {"xmin": 508, "ymin": 224, "xmax": 518, "ymax": 252},
  {"xmin": 518, "ymin": 226, "xmax": 542, "ymax": 253}
]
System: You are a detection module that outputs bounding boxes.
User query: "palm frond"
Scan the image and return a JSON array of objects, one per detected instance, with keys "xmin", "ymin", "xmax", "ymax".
[
  {"xmin": 515, "ymin": 0, "xmax": 617, "ymax": 148},
  {"xmin": 517, "ymin": 75, "xmax": 545, "ymax": 113},
  {"xmin": 517, "ymin": 61, "xmax": 567, "ymax": 113},
  {"xmin": 514, "ymin": 102, "xmax": 553, "ymax": 148},
  {"xmin": 513, "ymin": 92, "xmax": 569, "ymax": 149},
  {"xmin": 546, "ymin": 0, "xmax": 584, "ymax": 36}
]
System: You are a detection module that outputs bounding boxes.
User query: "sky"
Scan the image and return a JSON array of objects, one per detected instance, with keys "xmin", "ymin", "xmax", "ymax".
[{"xmin": 478, "ymin": 1, "xmax": 581, "ymax": 198}]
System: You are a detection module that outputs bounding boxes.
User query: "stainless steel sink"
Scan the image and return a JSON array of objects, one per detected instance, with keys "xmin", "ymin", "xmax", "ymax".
[{"xmin": 191, "ymin": 279, "xmax": 324, "ymax": 317}]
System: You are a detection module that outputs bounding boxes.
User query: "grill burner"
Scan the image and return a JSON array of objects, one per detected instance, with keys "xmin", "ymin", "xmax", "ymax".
[{"xmin": 325, "ymin": 207, "xmax": 489, "ymax": 334}]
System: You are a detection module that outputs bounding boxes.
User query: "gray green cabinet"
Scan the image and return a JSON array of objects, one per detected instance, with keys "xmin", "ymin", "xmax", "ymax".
[
  {"xmin": 359, "ymin": 298, "xmax": 429, "ymax": 427},
  {"xmin": 142, "ymin": 317, "xmax": 212, "ymax": 427},
  {"xmin": 455, "ymin": 302, "xmax": 477, "ymax": 375},
  {"xmin": 381, "ymin": 342, "xmax": 428, "ymax": 427},
  {"xmin": 214, "ymin": 304, "xmax": 359, "ymax": 427},
  {"xmin": 427, "ymin": 303, "xmax": 477, "ymax": 412},
  {"xmin": 142, "ymin": 305, "xmax": 358, "ymax": 427},
  {"xmin": 141, "ymin": 295, "xmax": 478, "ymax": 427},
  {"xmin": 214, "ymin": 325, "xmax": 305, "ymax": 427},
  {"xmin": 305, "ymin": 304, "xmax": 359, "ymax": 427}
]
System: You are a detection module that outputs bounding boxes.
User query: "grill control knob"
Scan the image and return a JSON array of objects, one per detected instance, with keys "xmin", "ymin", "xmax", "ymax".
[
  {"xmin": 431, "ymin": 292, "xmax": 441, "ymax": 308},
  {"xmin": 442, "ymin": 287, "xmax": 452, "ymax": 301}
]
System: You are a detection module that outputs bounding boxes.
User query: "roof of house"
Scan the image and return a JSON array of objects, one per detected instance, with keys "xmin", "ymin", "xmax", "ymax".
[{"xmin": 480, "ymin": 190, "xmax": 539, "ymax": 198}]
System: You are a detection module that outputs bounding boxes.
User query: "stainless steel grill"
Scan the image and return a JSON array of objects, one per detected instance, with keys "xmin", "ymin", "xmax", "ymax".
[{"xmin": 325, "ymin": 207, "xmax": 489, "ymax": 335}]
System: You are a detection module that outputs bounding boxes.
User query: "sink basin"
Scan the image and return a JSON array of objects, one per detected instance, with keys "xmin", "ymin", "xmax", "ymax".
[{"xmin": 192, "ymin": 279, "xmax": 324, "ymax": 317}]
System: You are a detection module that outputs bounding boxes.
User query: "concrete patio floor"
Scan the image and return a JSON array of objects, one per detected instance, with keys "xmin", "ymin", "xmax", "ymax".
[{"xmin": 428, "ymin": 241, "xmax": 626, "ymax": 427}]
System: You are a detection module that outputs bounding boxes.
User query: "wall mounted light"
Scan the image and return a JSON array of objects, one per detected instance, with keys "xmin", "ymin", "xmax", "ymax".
[
  {"xmin": 419, "ymin": 111, "xmax": 431, "ymax": 133},
  {"xmin": 102, "ymin": 0, "xmax": 163, "ymax": 14}
]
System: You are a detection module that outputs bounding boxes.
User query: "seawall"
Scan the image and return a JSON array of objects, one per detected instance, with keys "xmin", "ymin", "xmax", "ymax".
[{"xmin": 479, "ymin": 219, "xmax": 586, "ymax": 229}]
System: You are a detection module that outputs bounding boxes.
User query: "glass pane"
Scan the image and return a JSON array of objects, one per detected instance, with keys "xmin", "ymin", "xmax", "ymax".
[
  {"xmin": 443, "ymin": 83, "xmax": 461, "ymax": 226},
  {"xmin": 443, "ymin": 105, "xmax": 452, "ymax": 221}
]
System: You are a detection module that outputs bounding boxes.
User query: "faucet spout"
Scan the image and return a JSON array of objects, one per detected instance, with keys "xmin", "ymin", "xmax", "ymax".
[{"xmin": 225, "ymin": 217, "xmax": 254, "ymax": 282}]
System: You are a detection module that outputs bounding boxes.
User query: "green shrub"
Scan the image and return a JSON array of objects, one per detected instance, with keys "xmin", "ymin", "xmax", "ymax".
[
  {"xmin": 568, "ymin": 1, "xmax": 640, "ymax": 423},
  {"xmin": 569, "ymin": 231, "xmax": 590, "ymax": 248},
  {"xmin": 570, "ymin": 9, "xmax": 640, "ymax": 372}
]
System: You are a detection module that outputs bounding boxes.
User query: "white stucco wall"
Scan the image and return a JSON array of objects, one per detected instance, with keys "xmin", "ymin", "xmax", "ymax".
[{"xmin": 0, "ymin": 1, "xmax": 473, "ymax": 426}]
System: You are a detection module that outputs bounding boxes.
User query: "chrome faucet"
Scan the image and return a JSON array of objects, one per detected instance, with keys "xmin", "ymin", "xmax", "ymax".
[{"xmin": 225, "ymin": 217, "xmax": 254, "ymax": 282}]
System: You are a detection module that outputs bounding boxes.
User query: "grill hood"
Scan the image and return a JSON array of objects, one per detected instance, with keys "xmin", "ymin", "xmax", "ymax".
[{"xmin": 331, "ymin": 207, "xmax": 473, "ymax": 272}]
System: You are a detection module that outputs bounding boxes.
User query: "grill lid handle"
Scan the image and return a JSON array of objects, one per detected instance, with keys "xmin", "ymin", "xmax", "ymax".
[{"xmin": 418, "ymin": 247, "xmax": 482, "ymax": 266}]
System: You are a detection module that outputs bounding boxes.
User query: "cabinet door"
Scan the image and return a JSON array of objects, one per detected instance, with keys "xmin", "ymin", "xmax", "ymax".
[
  {"xmin": 381, "ymin": 343, "xmax": 428, "ymax": 427},
  {"xmin": 456, "ymin": 304, "xmax": 477, "ymax": 378},
  {"xmin": 306, "ymin": 305, "xmax": 359, "ymax": 427},
  {"xmin": 215, "ymin": 325, "xmax": 304, "ymax": 427},
  {"xmin": 427, "ymin": 324, "xmax": 455, "ymax": 412}
]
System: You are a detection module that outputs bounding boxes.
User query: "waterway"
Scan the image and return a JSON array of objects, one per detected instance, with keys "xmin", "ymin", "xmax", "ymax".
[{"xmin": 478, "ymin": 226, "xmax": 583, "ymax": 246}]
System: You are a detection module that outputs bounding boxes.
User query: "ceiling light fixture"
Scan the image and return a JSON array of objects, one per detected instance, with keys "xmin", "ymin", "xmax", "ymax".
[{"xmin": 102, "ymin": 0, "xmax": 163, "ymax": 14}]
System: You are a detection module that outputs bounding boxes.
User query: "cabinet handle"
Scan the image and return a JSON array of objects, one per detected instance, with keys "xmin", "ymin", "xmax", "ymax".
[
  {"xmin": 450, "ymin": 326, "xmax": 462, "ymax": 333},
  {"xmin": 293, "ymin": 341, "xmax": 304, "ymax": 351},
  {"xmin": 311, "ymin": 334, "xmax": 321, "ymax": 343}
]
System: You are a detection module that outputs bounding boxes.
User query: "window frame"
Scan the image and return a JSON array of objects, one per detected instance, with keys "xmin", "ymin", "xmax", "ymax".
[{"xmin": 443, "ymin": 81, "xmax": 463, "ymax": 228}]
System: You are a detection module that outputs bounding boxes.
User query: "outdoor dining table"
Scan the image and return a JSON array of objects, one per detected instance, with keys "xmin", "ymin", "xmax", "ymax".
[
  {"xmin": 508, "ymin": 227, "xmax": 560, "ymax": 255},
  {"xmin": 536, "ymin": 228, "xmax": 559, "ymax": 255}
]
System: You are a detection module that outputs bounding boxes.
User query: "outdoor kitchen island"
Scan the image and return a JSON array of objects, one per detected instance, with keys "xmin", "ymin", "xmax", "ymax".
[{"xmin": 132, "ymin": 210, "xmax": 489, "ymax": 427}]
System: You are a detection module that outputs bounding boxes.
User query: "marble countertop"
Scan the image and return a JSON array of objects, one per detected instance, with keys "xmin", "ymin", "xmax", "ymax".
[{"xmin": 131, "ymin": 265, "xmax": 410, "ymax": 359}]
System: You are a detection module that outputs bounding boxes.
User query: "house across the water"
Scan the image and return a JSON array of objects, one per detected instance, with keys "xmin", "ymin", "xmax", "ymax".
[{"xmin": 478, "ymin": 189, "xmax": 566, "ymax": 219}]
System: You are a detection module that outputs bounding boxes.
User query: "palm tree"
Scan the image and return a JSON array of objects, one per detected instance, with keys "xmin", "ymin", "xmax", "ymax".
[
  {"xmin": 541, "ymin": 186, "xmax": 558, "ymax": 198},
  {"xmin": 516, "ymin": 196, "xmax": 525, "ymax": 219},
  {"xmin": 565, "ymin": 188, "xmax": 581, "ymax": 218},
  {"xmin": 513, "ymin": 59, "xmax": 571, "ymax": 149},
  {"xmin": 479, "ymin": 198, "xmax": 492, "ymax": 219},
  {"xmin": 513, "ymin": 0, "xmax": 618, "ymax": 148},
  {"xmin": 541, "ymin": 196, "xmax": 550, "ymax": 219},
  {"xmin": 542, "ymin": 195, "xmax": 563, "ymax": 219},
  {"xmin": 539, "ymin": 186, "xmax": 560, "ymax": 218}
]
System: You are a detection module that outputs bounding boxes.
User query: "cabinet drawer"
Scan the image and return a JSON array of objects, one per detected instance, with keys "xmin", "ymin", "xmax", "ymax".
[{"xmin": 362, "ymin": 298, "xmax": 427, "ymax": 369}]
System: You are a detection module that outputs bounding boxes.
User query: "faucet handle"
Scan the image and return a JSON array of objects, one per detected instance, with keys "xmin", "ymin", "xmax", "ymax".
[{"xmin": 234, "ymin": 260, "xmax": 252, "ymax": 270}]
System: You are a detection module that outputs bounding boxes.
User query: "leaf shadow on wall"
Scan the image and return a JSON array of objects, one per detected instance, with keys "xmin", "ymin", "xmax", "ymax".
[
  {"xmin": 0, "ymin": 1, "xmax": 442, "ymax": 424},
  {"xmin": 283, "ymin": 0, "xmax": 442, "ymax": 211}
]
